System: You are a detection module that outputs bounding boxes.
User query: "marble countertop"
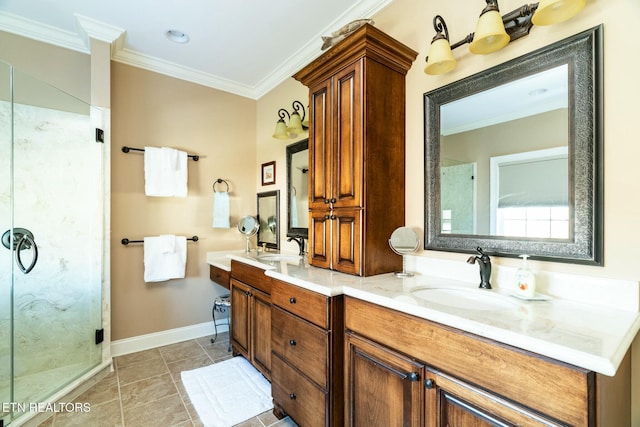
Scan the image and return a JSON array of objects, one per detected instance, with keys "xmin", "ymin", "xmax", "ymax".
[{"xmin": 206, "ymin": 250, "xmax": 640, "ymax": 376}]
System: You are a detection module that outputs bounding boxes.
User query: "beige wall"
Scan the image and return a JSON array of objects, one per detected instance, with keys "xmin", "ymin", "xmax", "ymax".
[{"xmin": 110, "ymin": 62, "xmax": 257, "ymax": 340}]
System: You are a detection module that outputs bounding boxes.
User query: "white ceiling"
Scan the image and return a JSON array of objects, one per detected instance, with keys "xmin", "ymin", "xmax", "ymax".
[
  {"xmin": 441, "ymin": 64, "xmax": 569, "ymax": 136},
  {"xmin": 0, "ymin": 0, "xmax": 392, "ymax": 99}
]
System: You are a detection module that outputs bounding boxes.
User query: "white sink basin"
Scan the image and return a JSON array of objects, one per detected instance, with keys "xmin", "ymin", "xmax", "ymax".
[
  {"xmin": 410, "ymin": 287, "xmax": 515, "ymax": 311},
  {"xmin": 257, "ymin": 254, "xmax": 302, "ymax": 262}
]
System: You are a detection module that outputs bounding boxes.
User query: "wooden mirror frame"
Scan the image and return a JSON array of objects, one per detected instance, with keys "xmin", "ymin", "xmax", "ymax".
[{"xmin": 424, "ymin": 25, "xmax": 603, "ymax": 265}]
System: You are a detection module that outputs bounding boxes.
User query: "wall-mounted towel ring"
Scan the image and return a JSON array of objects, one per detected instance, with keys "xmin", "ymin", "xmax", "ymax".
[{"xmin": 213, "ymin": 179, "xmax": 230, "ymax": 193}]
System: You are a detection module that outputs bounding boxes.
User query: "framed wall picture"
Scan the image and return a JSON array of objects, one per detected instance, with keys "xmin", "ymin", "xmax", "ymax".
[{"xmin": 261, "ymin": 161, "xmax": 276, "ymax": 185}]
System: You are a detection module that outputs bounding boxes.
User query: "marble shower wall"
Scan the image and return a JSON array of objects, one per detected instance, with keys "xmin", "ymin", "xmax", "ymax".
[{"xmin": 0, "ymin": 100, "xmax": 103, "ymax": 381}]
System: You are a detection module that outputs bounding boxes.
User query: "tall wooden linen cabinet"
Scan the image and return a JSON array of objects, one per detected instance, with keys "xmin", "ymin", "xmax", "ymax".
[{"xmin": 294, "ymin": 24, "xmax": 417, "ymax": 277}]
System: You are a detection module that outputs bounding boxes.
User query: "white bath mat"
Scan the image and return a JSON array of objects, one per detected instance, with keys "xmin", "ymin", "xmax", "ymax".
[{"xmin": 181, "ymin": 356, "xmax": 273, "ymax": 427}]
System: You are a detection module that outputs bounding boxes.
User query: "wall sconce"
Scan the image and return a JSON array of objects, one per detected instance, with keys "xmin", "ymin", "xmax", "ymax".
[
  {"xmin": 272, "ymin": 100, "xmax": 309, "ymax": 140},
  {"xmin": 424, "ymin": 0, "xmax": 586, "ymax": 75}
]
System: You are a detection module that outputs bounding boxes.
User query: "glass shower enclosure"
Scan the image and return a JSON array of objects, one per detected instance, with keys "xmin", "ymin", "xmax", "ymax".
[{"xmin": 0, "ymin": 60, "xmax": 104, "ymax": 425}]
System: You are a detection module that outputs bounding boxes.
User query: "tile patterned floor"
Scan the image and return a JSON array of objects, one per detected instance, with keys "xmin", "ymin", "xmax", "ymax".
[{"xmin": 35, "ymin": 333, "xmax": 297, "ymax": 427}]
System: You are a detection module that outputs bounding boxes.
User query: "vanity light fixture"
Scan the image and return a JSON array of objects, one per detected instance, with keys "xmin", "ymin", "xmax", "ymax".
[
  {"xmin": 272, "ymin": 100, "xmax": 309, "ymax": 140},
  {"xmin": 424, "ymin": 0, "xmax": 586, "ymax": 75}
]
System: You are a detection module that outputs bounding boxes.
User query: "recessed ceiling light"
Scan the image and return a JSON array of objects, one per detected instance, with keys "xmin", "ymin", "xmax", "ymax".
[{"xmin": 165, "ymin": 29, "xmax": 190, "ymax": 44}]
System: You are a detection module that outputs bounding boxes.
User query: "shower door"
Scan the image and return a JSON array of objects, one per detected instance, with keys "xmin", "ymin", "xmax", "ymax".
[{"xmin": 1, "ymin": 62, "xmax": 104, "ymax": 424}]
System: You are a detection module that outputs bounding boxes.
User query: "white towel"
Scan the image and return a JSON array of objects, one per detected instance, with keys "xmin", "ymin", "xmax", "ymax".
[
  {"xmin": 291, "ymin": 192, "xmax": 299, "ymax": 227},
  {"xmin": 144, "ymin": 147, "xmax": 188, "ymax": 197},
  {"xmin": 212, "ymin": 192, "xmax": 230, "ymax": 228},
  {"xmin": 143, "ymin": 235, "xmax": 187, "ymax": 282}
]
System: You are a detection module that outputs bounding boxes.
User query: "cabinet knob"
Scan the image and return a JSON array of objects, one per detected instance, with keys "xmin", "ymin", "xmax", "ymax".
[
  {"xmin": 289, "ymin": 297, "xmax": 296, "ymax": 304},
  {"xmin": 330, "ymin": 198, "xmax": 337, "ymax": 203},
  {"xmin": 424, "ymin": 379, "xmax": 435, "ymax": 389},
  {"xmin": 245, "ymin": 290, "xmax": 251, "ymax": 297},
  {"xmin": 330, "ymin": 215, "xmax": 337, "ymax": 220},
  {"xmin": 409, "ymin": 372, "xmax": 419, "ymax": 382},
  {"xmin": 324, "ymin": 199, "xmax": 330, "ymax": 204},
  {"xmin": 289, "ymin": 393, "xmax": 296, "ymax": 400},
  {"xmin": 323, "ymin": 215, "xmax": 330, "ymax": 220},
  {"xmin": 289, "ymin": 339, "xmax": 296, "ymax": 346}
]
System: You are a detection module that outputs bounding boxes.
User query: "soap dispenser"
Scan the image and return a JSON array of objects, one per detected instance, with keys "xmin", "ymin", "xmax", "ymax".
[{"xmin": 515, "ymin": 255, "xmax": 536, "ymax": 298}]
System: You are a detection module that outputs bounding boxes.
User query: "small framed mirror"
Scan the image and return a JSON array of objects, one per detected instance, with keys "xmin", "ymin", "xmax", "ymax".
[
  {"xmin": 257, "ymin": 190, "xmax": 280, "ymax": 250},
  {"xmin": 287, "ymin": 139, "xmax": 309, "ymax": 239}
]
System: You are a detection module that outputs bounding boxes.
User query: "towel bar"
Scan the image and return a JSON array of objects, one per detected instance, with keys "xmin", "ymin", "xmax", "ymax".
[
  {"xmin": 121, "ymin": 146, "xmax": 199, "ymax": 161},
  {"xmin": 121, "ymin": 236, "xmax": 199, "ymax": 245}
]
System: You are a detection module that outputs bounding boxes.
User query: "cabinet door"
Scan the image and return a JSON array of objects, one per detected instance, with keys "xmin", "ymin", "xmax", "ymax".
[
  {"xmin": 309, "ymin": 78, "xmax": 332, "ymax": 211},
  {"xmin": 425, "ymin": 370, "xmax": 560, "ymax": 427},
  {"xmin": 230, "ymin": 279, "xmax": 250, "ymax": 358},
  {"xmin": 309, "ymin": 210, "xmax": 331, "ymax": 269},
  {"xmin": 346, "ymin": 332, "xmax": 423, "ymax": 427},
  {"xmin": 332, "ymin": 208, "xmax": 362, "ymax": 275},
  {"xmin": 333, "ymin": 61, "xmax": 363, "ymax": 209},
  {"xmin": 251, "ymin": 287, "xmax": 271, "ymax": 379}
]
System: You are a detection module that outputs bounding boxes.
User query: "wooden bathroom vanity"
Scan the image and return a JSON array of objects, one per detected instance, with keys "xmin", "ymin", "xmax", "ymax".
[
  {"xmin": 218, "ymin": 253, "xmax": 635, "ymax": 427},
  {"xmin": 343, "ymin": 296, "xmax": 630, "ymax": 427}
]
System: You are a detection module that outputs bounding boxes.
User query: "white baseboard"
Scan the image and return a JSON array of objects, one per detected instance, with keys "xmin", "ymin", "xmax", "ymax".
[{"xmin": 110, "ymin": 321, "xmax": 228, "ymax": 357}]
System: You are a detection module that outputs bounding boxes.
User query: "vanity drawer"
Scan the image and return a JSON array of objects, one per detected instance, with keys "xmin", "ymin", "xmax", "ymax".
[
  {"xmin": 272, "ymin": 354, "xmax": 327, "ymax": 427},
  {"xmin": 271, "ymin": 279, "xmax": 329, "ymax": 328},
  {"xmin": 209, "ymin": 265, "xmax": 230, "ymax": 289},
  {"xmin": 272, "ymin": 306, "xmax": 329, "ymax": 389},
  {"xmin": 230, "ymin": 260, "xmax": 271, "ymax": 294}
]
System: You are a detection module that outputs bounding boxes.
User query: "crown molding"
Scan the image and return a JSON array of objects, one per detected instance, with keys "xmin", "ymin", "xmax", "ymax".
[
  {"xmin": 111, "ymin": 47, "xmax": 258, "ymax": 99},
  {"xmin": 0, "ymin": 11, "xmax": 87, "ymax": 53},
  {"xmin": 75, "ymin": 14, "xmax": 125, "ymax": 46}
]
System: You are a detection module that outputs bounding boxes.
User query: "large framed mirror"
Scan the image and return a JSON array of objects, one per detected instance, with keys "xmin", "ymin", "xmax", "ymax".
[
  {"xmin": 286, "ymin": 139, "xmax": 309, "ymax": 239},
  {"xmin": 257, "ymin": 190, "xmax": 280, "ymax": 250},
  {"xmin": 424, "ymin": 25, "xmax": 603, "ymax": 265}
]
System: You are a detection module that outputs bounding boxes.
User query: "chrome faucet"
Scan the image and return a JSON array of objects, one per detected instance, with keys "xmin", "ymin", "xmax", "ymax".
[
  {"xmin": 287, "ymin": 236, "xmax": 306, "ymax": 256},
  {"xmin": 467, "ymin": 247, "xmax": 492, "ymax": 289}
]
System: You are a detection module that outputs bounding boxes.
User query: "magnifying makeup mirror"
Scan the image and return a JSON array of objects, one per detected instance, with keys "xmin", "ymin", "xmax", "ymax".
[
  {"xmin": 389, "ymin": 227, "xmax": 420, "ymax": 277},
  {"xmin": 238, "ymin": 215, "xmax": 259, "ymax": 252}
]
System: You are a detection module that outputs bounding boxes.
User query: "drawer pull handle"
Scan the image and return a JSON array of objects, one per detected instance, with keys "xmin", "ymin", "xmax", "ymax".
[
  {"xmin": 289, "ymin": 297, "xmax": 296, "ymax": 304},
  {"xmin": 289, "ymin": 339, "xmax": 297, "ymax": 346},
  {"xmin": 289, "ymin": 393, "xmax": 296, "ymax": 400},
  {"xmin": 424, "ymin": 379, "xmax": 435, "ymax": 389}
]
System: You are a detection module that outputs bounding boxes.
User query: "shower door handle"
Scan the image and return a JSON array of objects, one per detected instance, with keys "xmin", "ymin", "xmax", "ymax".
[
  {"xmin": 15, "ymin": 233, "xmax": 38, "ymax": 274},
  {"xmin": 2, "ymin": 228, "xmax": 38, "ymax": 274}
]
